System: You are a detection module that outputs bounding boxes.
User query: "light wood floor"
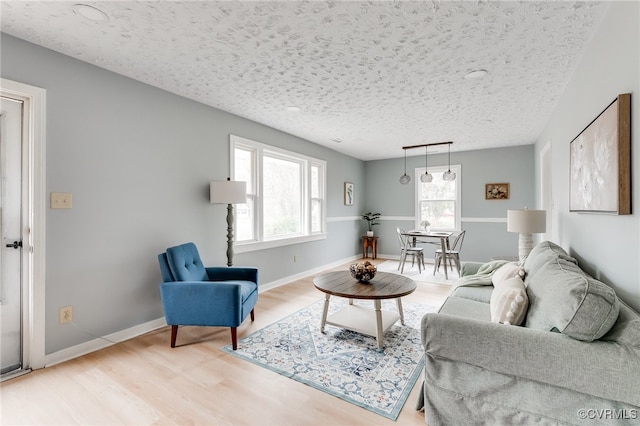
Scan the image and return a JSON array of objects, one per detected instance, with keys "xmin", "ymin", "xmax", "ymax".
[{"xmin": 0, "ymin": 258, "xmax": 450, "ymax": 425}]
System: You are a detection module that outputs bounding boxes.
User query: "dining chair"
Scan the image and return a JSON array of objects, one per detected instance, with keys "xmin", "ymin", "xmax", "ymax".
[
  {"xmin": 396, "ymin": 227, "xmax": 425, "ymax": 273},
  {"xmin": 434, "ymin": 230, "xmax": 466, "ymax": 276}
]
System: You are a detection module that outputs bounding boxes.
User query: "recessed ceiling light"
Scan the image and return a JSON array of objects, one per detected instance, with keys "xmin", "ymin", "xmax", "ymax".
[
  {"xmin": 465, "ymin": 69, "xmax": 488, "ymax": 80},
  {"xmin": 72, "ymin": 4, "xmax": 109, "ymax": 22},
  {"xmin": 286, "ymin": 106, "xmax": 301, "ymax": 112}
]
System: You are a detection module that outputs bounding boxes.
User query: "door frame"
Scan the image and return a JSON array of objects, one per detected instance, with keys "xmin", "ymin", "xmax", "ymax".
[
  {"xmin": 1, "ymin": 78, "xmax": 46, "ymax": 371},
  {"xmin": 539, "ymin": 140, "xmax": 553, "ymax": 243}
]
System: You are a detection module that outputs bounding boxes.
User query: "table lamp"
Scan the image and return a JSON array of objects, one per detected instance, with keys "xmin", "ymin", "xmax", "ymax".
[
  {"xmin": 507, "ymin": 208, "xmax": 546, "ymax": 262},
  {"xmin": 210, "ymin": 178, "xmax": 246, "ymax": 266}
]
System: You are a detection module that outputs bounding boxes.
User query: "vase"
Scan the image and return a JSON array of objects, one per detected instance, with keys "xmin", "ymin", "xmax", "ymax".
[{"xmin": 366, "ymin": 231, "xmax": 374, "ymax": 237}]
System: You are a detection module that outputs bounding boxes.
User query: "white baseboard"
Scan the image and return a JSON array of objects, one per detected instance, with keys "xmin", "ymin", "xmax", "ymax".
[
  {"xmin": 259, "ymin": 254, "xmax": 361, "ymax": 292},
  {"xmin": 45, "ymin": 255, "xmax": 363, "ymax": 367},
  {"xmin": 45, "ymin": 317, "xmax": 167, "ymax": 367}
]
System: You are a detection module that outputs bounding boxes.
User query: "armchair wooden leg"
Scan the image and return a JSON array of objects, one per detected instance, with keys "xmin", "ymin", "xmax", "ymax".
[
  {"xmin": 231, "ymin": 327, "xmax": 238, "ymax": 350},
  {"xmin": 170, "ymin": 325, "xmax": 178, "ymax": 348},
  {"xmin": 250, "ymin": 308, "xmax": 255, "ymax": 321}
]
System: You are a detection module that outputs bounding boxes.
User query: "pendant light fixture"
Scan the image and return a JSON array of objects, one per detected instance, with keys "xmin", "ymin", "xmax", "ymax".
[
  {"xmin": 443, "ymin": 143, "xmax": 456, "ymax": 181},
  {"xmin": 399, "ymin": 149, "xmax": 411, "ymax": 185},
  {"xmin": 420, "ymin": 145, "xmax": 433, "ymax": 183},
  {"xmin": 400, "ymin": 141, "xmax": 454, "ymax": 184}
]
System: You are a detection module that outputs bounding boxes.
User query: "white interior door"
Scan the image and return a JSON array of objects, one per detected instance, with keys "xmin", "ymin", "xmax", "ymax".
[{"xmin": 0, "ymin": 96, "xmax": 24, "ymax": 376}]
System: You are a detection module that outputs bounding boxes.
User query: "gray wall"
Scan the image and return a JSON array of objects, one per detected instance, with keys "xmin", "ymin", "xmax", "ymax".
[
  {"xmin": 363, "ymin": 145, "xmax": 536, "ymax": 262},
  {"xmin": 534, "ymin": 1, "xmax": 640, "ymax": 312},
  {"xmin": 1, "ymin": 34, "xmax": 365, "ymax": 354}
]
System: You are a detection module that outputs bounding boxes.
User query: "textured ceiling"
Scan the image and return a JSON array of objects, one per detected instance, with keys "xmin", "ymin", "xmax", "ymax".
[{"xmin": 0, "ymin": 1, "xmax": 609, "ymax": 160}]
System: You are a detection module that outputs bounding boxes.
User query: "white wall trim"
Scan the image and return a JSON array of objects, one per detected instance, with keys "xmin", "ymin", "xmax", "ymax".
[
  {"xmin": 45, "ymin": 318, "xmax": 167, "ymax": 368},
  {"xmin": 327, "ymin": 215, "xmax": 508, "ymax": 223},
  {"xmin": 235, "ymin": 233, "xmax": 326, "ymax": 253},
  {"xmin": 380, "ymin": 216, "xmax": 507, "ymax": 223},
  {"xmin": 461, "ymin": 217, "xmax": 507, "ymax": 223},
  {"xmin": 1, "ymin": 78, "xmax": 47, "ymax": 370},
  {"xmin": 258, "ymin": 254, "xmax": 360, "ymax": 292},
  {"xmin": 46, "ymin": 255, "xmax": 363, "ymax": 366},
  {"xmin": 326, "ymin": 216, "xmax": 360, "ymax": 222}
]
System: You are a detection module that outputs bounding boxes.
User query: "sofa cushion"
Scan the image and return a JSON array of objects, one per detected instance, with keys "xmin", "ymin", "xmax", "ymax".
[
  {"xmin": 523, "ymin": 241, "xmax": 577, "ymax": 283},
  {"xmin": 450, "ymin": 284, "xmax": 493, "ymax": 304},
  {"xmin": 490, "ymin": 276, "xmax": 529, "ymax": 325},
  {"xmin": 525, "ymin": 257, "xmax": 619, "ymax": 341},
  {"xmin": 438, "ymin": 296, "xmax": 491, "ymax": 322}
]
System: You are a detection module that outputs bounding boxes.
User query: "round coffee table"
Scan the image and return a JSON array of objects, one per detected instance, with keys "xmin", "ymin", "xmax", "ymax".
[{"xmin": 313, "ymin": 271, "xmax": 416, "ymax": 349}]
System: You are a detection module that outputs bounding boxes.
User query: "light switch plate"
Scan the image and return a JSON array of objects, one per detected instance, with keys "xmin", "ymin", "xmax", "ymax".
[{"xmin": 51, "ymin": 192, "xmax": 72, "ymax": 209}]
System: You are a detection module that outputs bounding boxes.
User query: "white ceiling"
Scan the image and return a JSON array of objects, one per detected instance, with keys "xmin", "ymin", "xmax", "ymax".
[{"xmin": 0, "ymin": 1, "xmax": 609, "ymax": 161}]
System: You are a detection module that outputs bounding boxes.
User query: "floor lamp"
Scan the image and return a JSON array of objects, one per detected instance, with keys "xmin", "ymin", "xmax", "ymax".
[
  {"xmin": 507, "ymin": 208, "xmax": 546, "ymax": 262},
  {"xmin": 210, "ymin": 178, "xmax": 246, "ymax": 266}
]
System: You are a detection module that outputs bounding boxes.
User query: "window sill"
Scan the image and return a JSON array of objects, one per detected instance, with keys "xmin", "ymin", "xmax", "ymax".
[{"xmin": 235, "ymin": 233, "xmax": 327, "ymax": 253}]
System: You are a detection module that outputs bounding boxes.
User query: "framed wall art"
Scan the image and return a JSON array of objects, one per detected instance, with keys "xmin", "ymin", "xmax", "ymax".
[
  {"xmin": 485, "ymin": 183, "xmax": 509, "ymax": 200},
  {"xmin": 570, "ymin": 93, "xmax": 631, "ymax": 214},
  {"xmin": 344, "ymin": 182, "xmax": 354, "ymax": 205}
]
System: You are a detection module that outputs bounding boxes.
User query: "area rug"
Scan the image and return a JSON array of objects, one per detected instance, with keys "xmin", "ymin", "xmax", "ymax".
[
  {"xmin": 376, "ymin": 259, "xmax": 458, "ymax": 285},
  {"xmin": 222, "ymin": 299, "xmax": 437, "ymax": 420}
]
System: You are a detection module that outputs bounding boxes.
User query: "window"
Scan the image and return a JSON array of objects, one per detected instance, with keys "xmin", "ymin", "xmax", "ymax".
[
  {"xmin": 415, "ymin": 165, "xmax": 461, "ymax": 231},
  {"xmin": 231, "ymin": 135, "xmax": 326, "ymax": 251}
]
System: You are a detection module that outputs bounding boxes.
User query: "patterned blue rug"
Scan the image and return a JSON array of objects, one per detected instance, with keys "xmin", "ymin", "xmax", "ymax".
[{"xmin": 222, "ymin": 298, "xmax": 437, "ymax": 420}]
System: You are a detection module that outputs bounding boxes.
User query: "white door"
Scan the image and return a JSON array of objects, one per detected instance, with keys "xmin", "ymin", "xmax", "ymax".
[{"xmin": 0, "ymin": 96, "xmax": 24, "ymax": 376}]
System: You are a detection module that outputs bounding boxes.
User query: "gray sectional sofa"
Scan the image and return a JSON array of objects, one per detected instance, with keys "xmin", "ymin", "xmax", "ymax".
[{"xmin": 418, "ymin": 241, "xmax": 640, "ymax": 425}]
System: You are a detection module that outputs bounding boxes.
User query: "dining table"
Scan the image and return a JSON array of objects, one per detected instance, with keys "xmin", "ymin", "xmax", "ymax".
[{"xmin": 401, "ymin": 230, "xmax": 454, "ymax": 279}]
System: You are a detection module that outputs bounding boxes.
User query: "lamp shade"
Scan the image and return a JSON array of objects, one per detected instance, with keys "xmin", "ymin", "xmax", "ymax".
[
  {"xmin": 507, "ymin": 209, "xmax": 546, "ymax": 234},
  {"xmin": 210, "ymin": 180, "xmax": 246, "ymax": 204}
]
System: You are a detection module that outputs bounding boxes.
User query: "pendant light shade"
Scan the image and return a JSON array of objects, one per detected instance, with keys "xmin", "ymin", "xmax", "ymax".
[
  {"xmin": 399, "ymin": 149, "xmax": 411, "ymax": 184},
  {"xmin": 420, "ymin": 145, "xmax": 433, "ymax": 183},
  {"xmin": 442, "ymin": 143, "xmax": 456, "ymax": 181}
]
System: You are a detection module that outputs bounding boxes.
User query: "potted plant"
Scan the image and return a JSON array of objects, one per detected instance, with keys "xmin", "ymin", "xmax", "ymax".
[{"xmin": 362, "ymin": 212, "xmax": 381, "ymax": 236}]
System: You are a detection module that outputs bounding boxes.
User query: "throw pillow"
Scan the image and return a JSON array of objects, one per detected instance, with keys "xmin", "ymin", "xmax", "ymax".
[
  {"xmin": 490, "ymin": 276, "xmax": 529, "ymax": 325},
  {"xmin": 525, "ymin": 257, "xmax": 620, "ymax": 341},
  {"xmin": 492, "ymin": 262, "xmax": 525, "ymax": 285}
]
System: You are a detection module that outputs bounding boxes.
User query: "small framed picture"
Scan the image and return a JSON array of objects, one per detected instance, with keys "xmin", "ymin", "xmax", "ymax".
[
  {"xmin": 344, "ymin": 182, "xmax": 354, "ymax": 205},
  {"xmin": 485, "ymin": 183, "xmax": 509, "ymax": 200}
]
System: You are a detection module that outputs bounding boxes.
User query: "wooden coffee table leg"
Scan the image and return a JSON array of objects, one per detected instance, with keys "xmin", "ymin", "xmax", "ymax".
[
  {"xmin": 374, "ymin": 299, "xmax": 384, "ymax": 349},
  {"xmin": 397, "ymin": 298, "xmax": 405, "ymax": 325},
  {"xmin": 321, "ymin": 294, "xmax": 330, "ymax": 333}
]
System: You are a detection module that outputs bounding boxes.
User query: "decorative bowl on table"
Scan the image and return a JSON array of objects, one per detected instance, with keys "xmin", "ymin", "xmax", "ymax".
[{"xmin": 349, "ymin": 261, "xmax": 377, "ymax": 283}]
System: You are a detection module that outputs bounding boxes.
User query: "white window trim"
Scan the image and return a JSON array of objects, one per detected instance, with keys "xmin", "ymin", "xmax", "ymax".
[
  {"xmin": 414, "ymin": 164, "xmax": 462, "ymax": 231},
  {"xmin": 230, "ymin": 135, "xmax": 327, "ymax": 253}
]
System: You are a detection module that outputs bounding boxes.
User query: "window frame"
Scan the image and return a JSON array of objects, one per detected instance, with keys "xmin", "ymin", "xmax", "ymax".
[
  {"xmin": 414, "ymin": 164, "xmax": 462, "ymax": 231},
  {"xmin": 230, "ymin": 135, "xmax": 327, "ymax": 253}
]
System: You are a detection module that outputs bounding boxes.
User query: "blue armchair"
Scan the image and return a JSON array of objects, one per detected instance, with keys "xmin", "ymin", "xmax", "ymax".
[{"xmin": 158, "ymin": 242, "xmax": 258, "ymax": 350}]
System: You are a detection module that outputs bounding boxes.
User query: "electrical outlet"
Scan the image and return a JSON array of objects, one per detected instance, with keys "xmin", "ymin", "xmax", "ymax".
[
  {"xmin": 59, "ymin": 306, "xmax": 73, "ymax": 324},
  {"xmin": 51, "ymin": 192, "xmax": 72, "ymax": 209}
]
